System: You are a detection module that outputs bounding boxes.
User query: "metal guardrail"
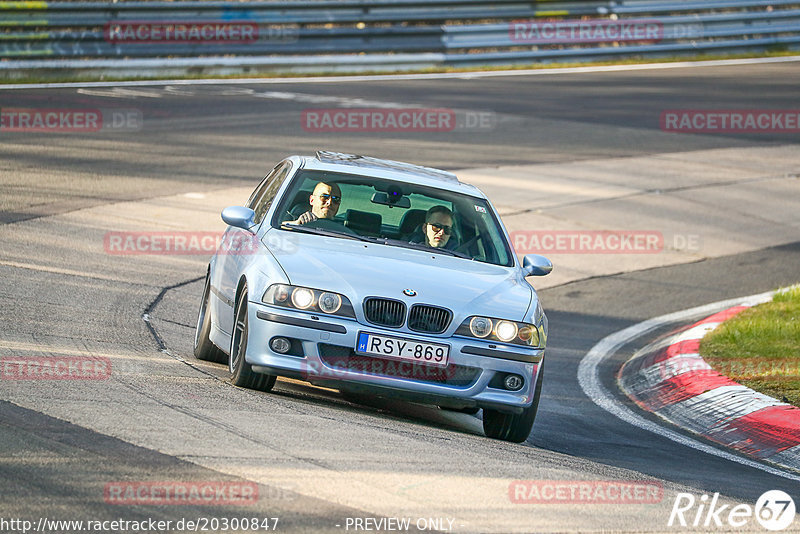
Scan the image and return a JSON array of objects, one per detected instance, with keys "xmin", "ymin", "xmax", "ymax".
[{"xmin": 1, "ymin": 0, "xmax": 799, "ymax": 79}]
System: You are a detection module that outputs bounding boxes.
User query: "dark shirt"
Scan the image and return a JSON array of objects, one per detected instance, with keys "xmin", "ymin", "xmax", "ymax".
[{"xmin": 409, "ymin": 230, "xmax": 459, "ymax": 251}]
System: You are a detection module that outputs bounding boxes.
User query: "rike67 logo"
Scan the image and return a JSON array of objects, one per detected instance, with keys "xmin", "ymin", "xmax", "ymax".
[{"xmin": 669, "ymin": 490, "xmax": 795, "ymax": 531}]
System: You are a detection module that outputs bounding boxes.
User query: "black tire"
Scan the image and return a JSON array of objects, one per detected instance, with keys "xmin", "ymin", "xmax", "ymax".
[
  {"xmin": 482, "ymin": 361, "xmax": 544, "ymax": 443},
  {"xmin": 229, "ymin": 286, "xmax": 277, "ymax": 392},
  {"xmin": 193, "ymin": 274, "xmax": 228, "ymax": 364}
]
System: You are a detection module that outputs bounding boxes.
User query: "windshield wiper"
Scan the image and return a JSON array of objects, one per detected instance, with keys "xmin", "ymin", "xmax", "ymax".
[
  {"xmin": 280, "ymin": 223, "xmax": 373, "ymax": 243},
  {"xmin": 382, "ymin": 239, "xmax": 473, "ymax": 259}
]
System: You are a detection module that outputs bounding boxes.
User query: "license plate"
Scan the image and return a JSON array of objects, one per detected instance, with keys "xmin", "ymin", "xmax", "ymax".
[{"xmin": 356, "ymin": 332, "xmax": 449, "ymax": 367}]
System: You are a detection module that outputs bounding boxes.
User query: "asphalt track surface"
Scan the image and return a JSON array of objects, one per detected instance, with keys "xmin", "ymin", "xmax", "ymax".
[{"xmin": 1, "ymin": 62, "xmax": 800, "ymax": 533}]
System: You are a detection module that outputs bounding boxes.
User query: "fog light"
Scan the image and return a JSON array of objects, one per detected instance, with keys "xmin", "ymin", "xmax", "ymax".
[
  {"xmin": 270, "ymin": 337, "xmax": 291, "ymax": 354},
  {"xmin": 503, "ymin": 374, "xmax": 524, "ymax": 391}
]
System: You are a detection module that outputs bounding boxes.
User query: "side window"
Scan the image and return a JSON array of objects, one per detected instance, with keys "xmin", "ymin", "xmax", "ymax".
[
  {"xmin": 246, "ymin": 176, "xmax": 270, "ymax": 209},
  {"xmin": 251, "ymin": 162, "xmax": 291, "ymax": 224}
]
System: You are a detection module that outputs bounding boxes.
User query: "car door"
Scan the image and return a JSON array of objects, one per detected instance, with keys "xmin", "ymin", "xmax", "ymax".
[{"xmin": 213, "ymin": 160, "xmax": 293, "ymax": 337}]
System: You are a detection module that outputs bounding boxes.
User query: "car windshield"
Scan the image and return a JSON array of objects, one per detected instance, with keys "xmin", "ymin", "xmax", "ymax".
[{"xmin": 271, "ymin": 170, "xmax": 513, "ymax": 267}]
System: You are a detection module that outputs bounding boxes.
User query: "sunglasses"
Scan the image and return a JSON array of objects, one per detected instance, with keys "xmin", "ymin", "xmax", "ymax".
[
  {"xmin": 318, "ymin": 193, "xmax": 341, "ymax": 204},
  {"xmin": 428, "ymin": 223, "xmax": 453, "ymax": 235}
]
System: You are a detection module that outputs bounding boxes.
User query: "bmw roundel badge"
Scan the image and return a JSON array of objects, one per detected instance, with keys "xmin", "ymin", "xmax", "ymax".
[{"xmin": 403, "ymin": 289, "xmax": 417, "ymax": 297}]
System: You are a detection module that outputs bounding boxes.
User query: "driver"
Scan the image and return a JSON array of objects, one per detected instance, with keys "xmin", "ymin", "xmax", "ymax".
[{"xmin": 291, "ymin": 182, "xmax": 341, "ymax": 225}]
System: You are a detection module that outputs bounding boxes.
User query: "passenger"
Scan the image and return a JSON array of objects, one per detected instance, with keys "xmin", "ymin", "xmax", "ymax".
[
  {"xmin": 291, "ymin": 182, "xmax": 341, "ymax": 225},
  {"xmin": 411, "ymin": 206, "xmax": 458, "ymax": 250}
]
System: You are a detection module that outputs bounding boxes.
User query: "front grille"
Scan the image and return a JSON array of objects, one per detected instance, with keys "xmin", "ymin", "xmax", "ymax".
[
  {"xmin": 363, "ymin": 297, "xmax": 406, "ymax": 328},
  {"xmin": 318, "ymin": 344, "xmax": 480, "ymax": 386},
  {"xmin": 408, "ymin": 304, "xmax": 452, "ymax": 334}
]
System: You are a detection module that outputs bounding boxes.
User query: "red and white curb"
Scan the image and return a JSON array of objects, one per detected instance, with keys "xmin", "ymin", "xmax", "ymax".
[
  {"xmin": 578, "ymin": 292, "xmax": 800, "ymax": 481},
  {"xmin": 619, "ymin": 305, "xmax": 800, "ymax": 472}
]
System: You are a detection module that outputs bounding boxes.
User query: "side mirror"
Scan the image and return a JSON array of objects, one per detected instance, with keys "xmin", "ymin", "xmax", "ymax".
[
  {"xmin": 221, "ymin": 206, "xmax": 256, "ymax": 232},
  {"xmin": 522, "ymin": 254, "xmax": 553, "ymax": 277}
]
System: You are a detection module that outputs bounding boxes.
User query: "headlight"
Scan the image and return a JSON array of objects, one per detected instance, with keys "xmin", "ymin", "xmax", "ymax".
[
  {"xmin": 291, "ymin": 288, "xmax": 314, "ymax": 309},
  {"xmin": 495, "ymin": 320, "xmax": 518, "ymax": 342},
  {"xmin": 262, "ymin": 284, "xmax": 355, "ymax": 318},
  {"xmin": 469, "ymin": 316, "xmax": 493, "ymax": 338},
  {"xmin": 318, "ymin": 292, "xmax": 342, "ymax": 314},
  {"xmin": 274, "ymin": 284, "xmax": 291, "ymax": 303},
  {"xmin": 518, "ymin": 325, "xmax": 535, "ymax": 343},
  {"xmin": 456, "ymin": 316, "xmax": 544, "ymax": 348}
]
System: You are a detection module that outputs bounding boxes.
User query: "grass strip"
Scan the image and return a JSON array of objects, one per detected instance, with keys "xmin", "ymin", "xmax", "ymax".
[
  {"xmin": 700, "ymin": 286, "xmax": 800, "ymax": 407},
  {"xmin": 1, "ymin": 50, "xmax": 798, "ymax": 85}
]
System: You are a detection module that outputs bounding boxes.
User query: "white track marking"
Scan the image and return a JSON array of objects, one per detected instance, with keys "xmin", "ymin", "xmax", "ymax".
[
  {"xmin": 251, "ymin": 90, "xmax": 414, "ymax": 108},
  {"xmin": 0, "ymin": 259, "xmax": 143, "ymax": 285},
  {"xmin": 661, "ymin": 385, "xmax": 789, "ymax": 426},
  {"xmin": 1, "ymin": 56, "xmax": 799, "ymax": 90},
  {"xmin": 576, "ymin": 290, "xmax": 800, "ymax": 481},
  {"xmin": 76, "ymin": 87, "xmax": 164, "ymax": 98},
  {"xmin": 625, "ymin": 353, "xmax": 712, "ymax": 387},
  {"xmin": 0, "ymin": 340, "xmax": 151, "ymax": 360},
  {"xmin": 773, "ymin": 446, "xmax": 800, "ymax": 471},
  {"xmin": 638, "ymin": 322, "xmax": 722, "ymax": 354}
]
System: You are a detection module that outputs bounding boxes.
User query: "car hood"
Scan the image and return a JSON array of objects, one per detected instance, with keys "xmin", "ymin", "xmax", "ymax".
[{"xmin": 266, "ymin": 230, "xmax": 534, "ymax": 322}]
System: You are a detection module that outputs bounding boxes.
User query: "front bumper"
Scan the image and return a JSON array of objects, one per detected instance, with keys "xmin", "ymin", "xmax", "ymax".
[{"xmin": 245, "ymin": 301, "xmax": 544, "ymax": 414}]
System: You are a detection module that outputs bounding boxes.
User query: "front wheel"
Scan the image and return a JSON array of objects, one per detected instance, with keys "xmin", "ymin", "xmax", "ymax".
[
  {"xmin": 482, "ymin": 361, "xmax": 544, "ymax": 443},
  {"xmin": 194, "ymin": 274, "xmax": 228, "ymax": 364},
  {"xmin": 229, "ymin": 286, "xmax": 276, "ymax": 392}
]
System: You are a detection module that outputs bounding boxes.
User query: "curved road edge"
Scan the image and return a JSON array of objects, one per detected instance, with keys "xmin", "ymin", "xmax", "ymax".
[
  {"xmin": 578, "ymin": 289, "xmax": 800, "ymax": 482},
  {"xmin": 619, "ymin": 288, "xmax": 800, "ymax": 473}
]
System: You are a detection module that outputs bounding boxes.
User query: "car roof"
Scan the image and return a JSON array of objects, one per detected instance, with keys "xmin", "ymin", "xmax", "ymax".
[{"xmin": 296, "ymin": 151, "xmax": 485, "ymax": 197}]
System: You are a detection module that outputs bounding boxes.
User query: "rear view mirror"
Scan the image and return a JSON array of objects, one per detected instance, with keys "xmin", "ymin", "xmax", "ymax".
[
  {"xmin": 221, "ymin": 206, "xmax": 256, "ymax": 232},
  {"xmin": 371, "ymin": 192, "xmax": 411, "ymax": 208},
  {"xmin": 522, "ymin": 254, "xmax": 553, "ymax": 277}
]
